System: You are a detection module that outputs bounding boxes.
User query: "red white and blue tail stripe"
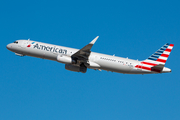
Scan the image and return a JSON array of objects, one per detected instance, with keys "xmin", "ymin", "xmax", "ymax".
[
  {"xmin": 135, "ymin": 43, "xmax": 174, "ymax": 72},
  {"xmin": 143, "ymin": 43, "xmax": 174, "ymax": 65}
]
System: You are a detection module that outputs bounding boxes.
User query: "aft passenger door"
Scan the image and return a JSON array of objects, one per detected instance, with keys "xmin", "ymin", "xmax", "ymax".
[{"xmin": 93, "ymin": 56, "xmax": 98, "ymax": 62}]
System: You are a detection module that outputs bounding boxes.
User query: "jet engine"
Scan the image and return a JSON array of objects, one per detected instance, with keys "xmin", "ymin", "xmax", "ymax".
[
  {"xmin": 57, "ymin": 55, "xmax": 76, "ymax": 64},
  {"xmin": 65, "ymin": 64, "xmax": 87, "ymax": 73}
]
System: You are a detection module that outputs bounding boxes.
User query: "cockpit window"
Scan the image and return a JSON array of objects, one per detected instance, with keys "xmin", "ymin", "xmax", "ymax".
[{"xmin": 13, "ymin": 41, "xmax": 18, "ymax": 44}]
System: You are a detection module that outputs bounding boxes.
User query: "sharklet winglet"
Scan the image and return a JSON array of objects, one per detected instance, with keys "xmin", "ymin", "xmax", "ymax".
[{"xmin": 90, "ymin": 36, "xmax": 99, "ymax": 44}]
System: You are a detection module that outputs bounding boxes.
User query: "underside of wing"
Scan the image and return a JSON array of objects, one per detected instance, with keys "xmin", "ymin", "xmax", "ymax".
[{"xmin": 71, "ymin": 36, "xmax": 99, "ymax": 63}]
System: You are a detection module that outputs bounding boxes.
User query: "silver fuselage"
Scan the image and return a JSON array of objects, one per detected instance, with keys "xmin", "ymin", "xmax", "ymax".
[{"xmin": 7, "ymin": 40, "xmax": 171, "ymax": 74}]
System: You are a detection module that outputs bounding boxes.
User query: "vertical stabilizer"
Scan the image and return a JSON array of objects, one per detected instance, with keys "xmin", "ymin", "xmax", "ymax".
[{"xmin": 142, "ymin": 43, "xmax": 174, "ymax": 66}]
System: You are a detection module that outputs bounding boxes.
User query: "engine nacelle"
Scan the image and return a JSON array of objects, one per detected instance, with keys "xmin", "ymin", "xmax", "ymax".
[
  {"xmin": 57, "ymin": 55, "xmax": 76, "ymax": 64},
  {"xmin": 65, "ymin": 64, "xmax": 87, "ymax": 73}
]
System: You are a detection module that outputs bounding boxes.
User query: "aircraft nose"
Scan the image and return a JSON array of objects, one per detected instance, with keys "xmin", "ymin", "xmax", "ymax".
[{"xmin": 6, "ymin": 44, "xmax": 12, "ymax": 50}]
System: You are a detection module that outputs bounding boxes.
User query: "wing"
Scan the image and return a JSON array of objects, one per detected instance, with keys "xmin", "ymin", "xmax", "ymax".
[{"xmin": 71, "ymin": 36, "xmax": 99, "ymax": 63}]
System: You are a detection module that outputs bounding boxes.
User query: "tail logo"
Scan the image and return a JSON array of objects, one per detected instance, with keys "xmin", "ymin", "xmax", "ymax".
[
  {"xmin": 135, "ymin": 43, "xmax": 174, "ymax": 72},
  {"xmin": 147, "ymin": 43, "xmax": 174, "ymax": 64}
]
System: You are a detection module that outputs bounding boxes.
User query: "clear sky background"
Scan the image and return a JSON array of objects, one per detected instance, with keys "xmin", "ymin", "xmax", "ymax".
[{"xmin": 0, "ymin": 0, "xmax": 180, "ymax": 120}]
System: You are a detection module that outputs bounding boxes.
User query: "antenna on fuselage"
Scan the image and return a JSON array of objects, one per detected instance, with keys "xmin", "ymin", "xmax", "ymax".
[{"xmin": 27, "ymin": 38, "xmax": 30, "ymax": 44}]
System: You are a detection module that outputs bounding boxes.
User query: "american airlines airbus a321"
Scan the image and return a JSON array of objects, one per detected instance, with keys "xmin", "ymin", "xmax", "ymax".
[{"xmin": 6, "ymin": 36, "xmax": 174, "ymax": 74}]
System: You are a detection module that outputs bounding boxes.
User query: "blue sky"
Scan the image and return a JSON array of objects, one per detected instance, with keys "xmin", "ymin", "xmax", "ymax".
[{"xmin": 1, "ymin": 0, "xmax": 180, "ymax": 119}]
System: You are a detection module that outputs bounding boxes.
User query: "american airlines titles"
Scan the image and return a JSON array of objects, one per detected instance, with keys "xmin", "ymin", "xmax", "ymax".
[{"xmin": 33, "ymin": 43, "xmax": 67, "ymax": 54}]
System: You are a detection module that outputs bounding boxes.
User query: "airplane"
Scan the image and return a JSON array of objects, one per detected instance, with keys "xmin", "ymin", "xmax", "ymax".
[{"xmin": 6, "ymin": 36, "xmax": 174, "ymax": 74}]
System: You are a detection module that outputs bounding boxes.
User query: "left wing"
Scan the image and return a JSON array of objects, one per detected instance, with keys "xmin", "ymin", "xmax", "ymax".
[{"xmin": 71, "ymin": 36, "xmax": 99, "ymax": 63}]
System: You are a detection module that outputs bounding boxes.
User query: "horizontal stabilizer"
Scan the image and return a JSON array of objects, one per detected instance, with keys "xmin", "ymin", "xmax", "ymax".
[{"xmin": 151, "ymin": 64, "xmax": 164, "ymax": 73}]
